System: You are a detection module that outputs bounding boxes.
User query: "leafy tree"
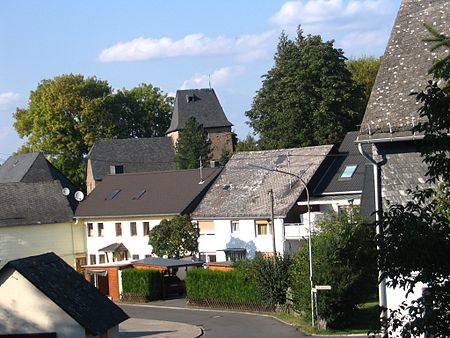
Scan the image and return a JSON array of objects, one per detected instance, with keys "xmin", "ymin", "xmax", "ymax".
[
  {"xmin": 218, "ymin": 146, "xmax": 232, "ymax": 167},
  {"xmin": 346, "ymin": 56, "xmax": 381, "ymax": 111},
  {"xmin": 245, "ymin": 29, "xmax": 363, "ymax": 150},
  {"xmin": 235, "ymin": 134, "xmax": 259, "ymax": 152},
  {"xmin": 149, "ymin": 215, "xmax": 199, "ymax": 259},
  {"xmin": 13, "ymin": 74, "xmax": 172, "ymax": 188},
  {"xmin": 290, "ymin": 210, "xmax": 377, "ymax": 328},
  {"xmin": 175, "ymin": 117, "xmax": 212, "ymax": 169},
  {"xmin": 377, "ymin": 26, "xmax": 450, "ymax": 338}
]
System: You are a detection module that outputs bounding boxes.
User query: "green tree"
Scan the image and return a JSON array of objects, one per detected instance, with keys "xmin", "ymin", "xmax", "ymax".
[
  {"xmin": 235, "ymin": 134, "xmax": 259, "ymax": 152},
  {"xmin": 13, "ymin": 74, "xmax": 172, "ymax": 187},
  {"xmin": 377, "ymin": 26, "xmax": 450, "ymax": 338},
  {"xmin": 175, "ymin": 117, "xmax": 212, "ymax": 169},
  {"xmin": 290, "ymin": 210, "xmax": 377, "ymax": 328},
  {"xmin": 346, "ymin": 56, "xmax": 381, "ymax": 111},
  {"xmin": 149, "ymin": 215, "xmax": 199, "ymax": 259},
  {"xmin": 246, "ymin": 29, "xmax": 363, "ymax": 150}
]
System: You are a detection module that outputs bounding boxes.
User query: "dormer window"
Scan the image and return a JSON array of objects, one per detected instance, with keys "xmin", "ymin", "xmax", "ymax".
[
  {"xmin": 340, "ymin": 165, "xmax": 357, "ymax": 179},
  {"xmin": 110, "ymin": 165, "xmax": 124, "ymax": 174},
  {"xmin": 186, "ymin": 94, "xmax": 197, "ymax": 102}
]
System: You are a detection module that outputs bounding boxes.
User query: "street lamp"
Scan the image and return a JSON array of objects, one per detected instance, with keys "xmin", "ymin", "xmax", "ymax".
[{"xmin": 248, "ymin": 163, "xmax": 315, "ymax": 327}]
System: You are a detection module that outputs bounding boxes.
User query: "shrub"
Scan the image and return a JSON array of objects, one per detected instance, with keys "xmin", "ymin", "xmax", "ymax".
[
  {"xmin": 122, "ymin": 268, "xmax": 161, "ymax": 300},
  {"xmin": 186, "ymin": 268, "xmax": 262, "ymax": 302},
  {"xmin": 290, "ymin": 210, "xmax": 377, "ymax": 328}
]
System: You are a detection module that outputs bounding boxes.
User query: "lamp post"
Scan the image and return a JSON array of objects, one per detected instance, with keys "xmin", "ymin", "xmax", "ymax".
[{"xmin": 248, "ymin": 163, "xmax": 315, "ymax": 326}]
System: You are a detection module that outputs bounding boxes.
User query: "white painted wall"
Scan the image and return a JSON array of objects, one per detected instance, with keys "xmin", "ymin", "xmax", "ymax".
[
  {"xmin": 0, "ymin": 222, "xmax": 86, "ymax": 269},
  {"xmin": 0, "ymin": 268, "xmax": 86, "ymax": 338}
]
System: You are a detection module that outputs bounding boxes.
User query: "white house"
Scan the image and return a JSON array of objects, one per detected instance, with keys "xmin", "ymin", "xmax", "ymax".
[
  {"xmin": 0, "ymin": 252, "xmax": 128, "ymax": 338},
  {"xmin": 75, "ymin": 168, "xmax": 222, "ymax": 265}
]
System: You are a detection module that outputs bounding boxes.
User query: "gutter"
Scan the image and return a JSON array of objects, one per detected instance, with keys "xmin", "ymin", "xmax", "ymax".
[
  {"xmin": 357, "ymin": 142, "xmax": 388, "ymax": 327},
  {"xmin": 356, "ymin": 134, "xmax": 424, "ymax": 144}
]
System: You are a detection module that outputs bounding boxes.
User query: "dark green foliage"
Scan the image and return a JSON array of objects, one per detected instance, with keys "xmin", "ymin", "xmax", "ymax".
[
  {"xmin": 149, "ymin": 215, "xmax": 199, "ymax": 259},
  {"xmin": 235, "ymin": 134, "xmax": 259, "ymax": 152},
  {"xmin": 186, "ymin": 268, "xmax": 263, "ymax": 302},
  {"xmin": 175, "ymin": 117, "xmax": 212, "ymax": 169},
  {"xmin": 237, "ymin": 254, "xmax": 292, "ymax": 305},
  {"xmin": 378, "ymin": 27, "xmax": 450, "ymax": 338},
  {"xmin": 246, "ymin": 29, "xmax": 364, "ymax": 150},
  {"xmin": 290, "ymin": 210, "xmax": 377, "ymax": 328},
  {"xmin": 122, "ymin": 268, "xmax": 161, "ymax": 300}
]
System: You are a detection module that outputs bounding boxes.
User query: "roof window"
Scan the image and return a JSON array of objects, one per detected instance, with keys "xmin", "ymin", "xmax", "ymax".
[
  {"xmin": 132, "ymin": 190, "xmax": 146, "ymax": 200},
  {"xmin": 340, "ymin": 165, "xmax": 357, "ymax": 179},
  {"xmin": 186, "ymin": 94, "xmax": 197, "ymax": 103},
  {"xmin": 110, "ymin": 165, "xmax": 124, "ymax": 175},
  {"xmin": 105, "ymin": 189, "xmax": 121, "ymax": 200}
]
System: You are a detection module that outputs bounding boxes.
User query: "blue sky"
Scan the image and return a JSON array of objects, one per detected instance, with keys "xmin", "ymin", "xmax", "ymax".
[{"xmin": 0, "ymin": 0, "xmax": 401, "ymax": 162}]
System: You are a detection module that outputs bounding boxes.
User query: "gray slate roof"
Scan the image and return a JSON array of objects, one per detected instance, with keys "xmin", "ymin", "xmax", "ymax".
[
  {"xmin": 76, "ymin": 168, "xmax": 222, "ymax": 218},
  {"xmin": 0, "ymin": 181, "xmax": 74, "ymax": 227},
  {"xmin": 359, "ymin": 0, "xmax": 450, "ymax": 140},
  {"xmin": 0, "ymin": 252, "xmax": 128, "ymax": 335},
  {"xmin": 192, "ymin": 145, "xmax": 334, "ymax": 219},
  {"xmin": 133, "ymin": 257, "xmax": 204, "ymax": 268},
  {"xmin": 166, "ymin": 89, "xmax": 232, "ymax": 133},
  {"xmin": 87, "ymin": 137, "xmax": 176, "ymax": 181},
  {"xmin": 314, "ymin": 132, "xmax": 371, "ymax": 195}
]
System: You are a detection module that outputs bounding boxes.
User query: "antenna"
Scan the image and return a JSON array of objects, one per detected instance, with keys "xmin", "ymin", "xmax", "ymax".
[
  {"xmin": 287, "ymin": 152, "xmax": 292, "ymax": 189},
  {"xmin": 74, "ymin": 191, "xmax": 85, "ymax": 202},
  {"xmin": 208, "ymin": 74, "xmax": 211, "ymax": 90},
  {"xmin": 199, "ymin": 157, "xmax": 204, "ymax": 184}
]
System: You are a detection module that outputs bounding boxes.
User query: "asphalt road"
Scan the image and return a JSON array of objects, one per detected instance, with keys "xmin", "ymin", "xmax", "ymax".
[{"xmin": 120, "ymin": 304, "xmax": 364, "ymax": 338}]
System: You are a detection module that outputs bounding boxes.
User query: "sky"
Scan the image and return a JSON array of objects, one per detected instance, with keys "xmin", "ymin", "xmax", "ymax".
[{"xmin": 0, "ymin": 0, "xmax": 401, "ymax": 162}]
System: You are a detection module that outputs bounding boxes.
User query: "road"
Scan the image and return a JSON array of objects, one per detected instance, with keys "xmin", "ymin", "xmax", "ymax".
[{"xmin": 120, "ymin": 303, "xmax": 364, "ymax": 338}]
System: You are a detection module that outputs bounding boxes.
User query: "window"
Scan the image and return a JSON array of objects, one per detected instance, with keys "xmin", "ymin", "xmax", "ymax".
[
  {"xmin": 99, "ymin": 254, "xmax": 106, "ymax": 264},
  {"xmin": 208, "ymin": 255, "xmax": 217, "ymax": 263},
  {"xmin": 256, "ymin": 220, "xmax": 271, "ymax": 236},
  {"xmin": 132, "ymin": 254, "xmax": 139, "ymax": 260},
  {"xmin": 87, "ymin": 223, "xmax": 94, "ymax": 237},
  {"xmin": 115, "ymin": 222, "xmax": 122, "ymax": 236},
  {"xmin": 225, "ymin": 250, "xmax": 246, "ymax": 262},
  {"xmin": 340, "ymin": 165, "xmax": 358, "ymax": 179},
  {"xmin": 130, "ymin": 222, "xmax": 137, "ymax": 236},
  {"xmin": 97, "ymin": 223, "xmax": 104, "ymax": 237},
  {"xmin": 106, "ymin": 189, "xmax": 121, "ymax": 200},
  {"xmin": 132, "ymin": 190, "xmax": 146, "ymax": 200},
  {"xmin": 198, "ymin": 221, "xmax": 215, "ymax": 235},
  {"xmin": 143, "ymin": 222, "xmax": 150, "ymax": 236},
  {"xmin": 231, "ymin": 221, "xmax": 239, "ymax": 233},
  {"xmin": 110, "ymin": 165, "xmax": 124, "ymax": 174},
  {"xmin": 89, "ymin": 254, "xmax": 96, "ymax": 265},
  {"xmin": 145, "ymin": 254, "xmax": 151, "ymax": 258}
]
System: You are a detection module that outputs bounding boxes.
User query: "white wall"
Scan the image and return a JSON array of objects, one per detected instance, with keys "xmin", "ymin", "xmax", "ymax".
[
  {"xmin": 0, "ymin": 222, "xmax": 86, "ymax": 269},
  {"xmin": 0, "ymin": 268, "xmax": 86, "ymax": 338}
]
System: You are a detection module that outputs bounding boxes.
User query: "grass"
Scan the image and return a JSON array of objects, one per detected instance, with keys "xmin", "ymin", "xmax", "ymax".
[{"xmin": 271, "ymin": 301, "xmax": 381, "ymax": 335}]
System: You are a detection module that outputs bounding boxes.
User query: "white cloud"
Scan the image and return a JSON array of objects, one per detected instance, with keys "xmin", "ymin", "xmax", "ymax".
[
  {"xmin": 0, "ymin": 92, "xmax": 20, "ymax": 111},
  {"xmin": 98, "ymin": 31, "xmax": 275, "ymax": 63},
  {"xmin": 180, "ymin": 66, "xmax": 244, "ymax": 90},
  {"xmin": 340, "ymin": 29, "xmax": 389, "ymax": 56}
]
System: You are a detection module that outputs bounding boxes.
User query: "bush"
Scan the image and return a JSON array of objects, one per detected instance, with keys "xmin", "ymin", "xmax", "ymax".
[
  {"xmin": 122, "ymin": 268, "xmax": 161, "ymax": 300},
  {"xmin": 290, "ymin": 210, "xmax": 377, "ymax": 328},
  {"xmin": 186, "ymin": 268, "xmax": 262, "ymax": 302}
]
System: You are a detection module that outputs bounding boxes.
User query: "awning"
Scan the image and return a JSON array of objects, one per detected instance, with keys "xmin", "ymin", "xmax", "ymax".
[
  {"xmin": 86, "ymin": 270, "xmax": 108, "ymax": 277},
  {"xmin": 99, "ymin": 242, "xmax": 128, "ymax": 253}
]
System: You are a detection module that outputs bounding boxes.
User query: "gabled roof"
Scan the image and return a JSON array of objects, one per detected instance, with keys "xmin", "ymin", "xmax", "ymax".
[
  {"xmin": 359, "ymin": 0, "xmax": 450, "ymax": 140},
  {"xmin": 0, "ymin": 181, "xmax": 74, "ymax": 227},
  {"xmin": 313, "ymin": 132, "xmax": 371, "ymax": 196},
  {"xmin": 0, "ymin": 152, "xmax": 40, "ymax": 183},
  {"xmin": 0, "ymin": 253, "xmax": 129, "ymax": 335},
  {"xmin": 192, "ymin": 145, "xmax": 334, "ymax": 219},
  {"xmin": 166, "ymin": 89, "xmax": 233, "ymax": 133},
  {"xmin": 87, "ymin": 137, "xmax": 176, "ymax": 181},
  {"xmin": 75, "ymin": 168, "xmax": 222, "ymax": 218}
]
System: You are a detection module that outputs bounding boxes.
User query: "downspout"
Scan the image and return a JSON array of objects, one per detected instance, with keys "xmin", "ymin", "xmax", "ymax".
[{"xmin": 357, "ymin": 142, "xmax": 388, "ymax": 326}]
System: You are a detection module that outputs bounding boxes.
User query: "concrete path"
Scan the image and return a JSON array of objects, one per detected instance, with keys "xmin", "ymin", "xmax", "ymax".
[{"xmin": 120, "ymin": 317, "xmax": 202, "ymax": 338}]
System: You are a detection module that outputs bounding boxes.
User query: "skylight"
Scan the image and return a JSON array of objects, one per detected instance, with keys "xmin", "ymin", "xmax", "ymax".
[
  {"xmin": 340, "ymin": 165, "xmax": 357, "ymax": 179},
  {"xmin": 105, "ymin": 189, "xmax": 121, "ymax": 200},
  {"xmin": 132, "ymin": 190, "xmax": 146, "ymax": 200}
]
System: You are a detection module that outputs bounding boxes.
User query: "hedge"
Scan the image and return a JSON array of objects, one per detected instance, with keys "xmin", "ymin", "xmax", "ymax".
[
  {"xmin": 186, "ymin": 268, "xmax": 262, "ymax": 302},
  {"xmin": 122, "ymin": 268, "xmax": 161, "ymax": 301}
]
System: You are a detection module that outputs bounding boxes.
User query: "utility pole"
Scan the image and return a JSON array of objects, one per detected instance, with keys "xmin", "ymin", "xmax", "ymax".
[{"xmin": 268, "ymin": 189, "xmax": 276, "ymax": 256}]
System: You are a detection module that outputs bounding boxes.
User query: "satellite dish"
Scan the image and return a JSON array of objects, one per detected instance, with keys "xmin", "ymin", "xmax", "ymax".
[
  {"xmin": 62, "ymin": 187, "xmax": 70, "ymax": 196},
  {"xmin": 74, "ymin": 191, "xmax": 85, "ymax": 202}
]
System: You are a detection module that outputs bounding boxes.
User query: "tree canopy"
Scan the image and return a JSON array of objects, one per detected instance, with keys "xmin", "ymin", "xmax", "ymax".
[
  {"xmin": 245, "ymin": 29, "xmax": 364, "ymax": 150},
  {"xmin": 175, "ymin": 117, "xmax": 212, "ymax": 169},
  {"xmin": 13, "ymin": 74, "xmax": 172, "ymax": 187},
  {"xmin": 148, "ymin": 215, "xmax": 199, "ymax": 259},
  {"xmin": 378, "ymin": 26, "xmax": 450, "ymax": 337}
]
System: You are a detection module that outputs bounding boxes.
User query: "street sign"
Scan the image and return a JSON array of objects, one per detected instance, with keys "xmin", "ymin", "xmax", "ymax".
[{"xmin": 312, "ymin": 285, "xmax": 332, "ymax": 292}]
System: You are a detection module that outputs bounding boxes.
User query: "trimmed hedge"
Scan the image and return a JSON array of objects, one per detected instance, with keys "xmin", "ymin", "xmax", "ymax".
[
  {"xmin": 186, "ymin": 268, "xmax": 263, "ymax": 302},
  {"xmin": 122, "ymin": 268, "xmax": 161, "ymax": 300}
]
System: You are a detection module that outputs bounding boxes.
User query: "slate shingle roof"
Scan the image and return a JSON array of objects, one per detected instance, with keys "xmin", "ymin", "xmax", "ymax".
[
  {"xmin": 0, "ymin": 181, "xmax": 74, "ymax": 227},
  {"xmin": 75, "ymin": 168, "xmax": 222, "ymax": 218},
  {"xmin": 87, "ymin": 137, "xmax": 176, "ymax": 181},
  {"xmin": 359, "ymin": 0, "xmax": 450, "ymax": 140},
  {"xmin": 1, "ymin": 252, "xmax": 129, "ymax": 335},
  {"xmin": 166, "ymin": 89, "xmax": 232, "ymax": 133},
  {"xmin": 192, "ymin": 145, "xmax": 334, "ymax": 219}
]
